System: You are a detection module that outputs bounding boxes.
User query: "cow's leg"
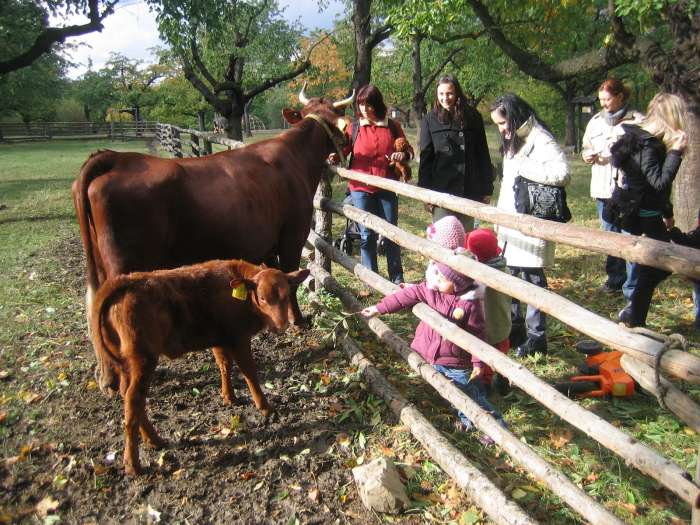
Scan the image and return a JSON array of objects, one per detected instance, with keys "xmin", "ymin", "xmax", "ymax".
[
  {"xmin": 212, "ymin": 346, "xmax": 236, "ymax": 405},
  {"xmin": 278, "ymin": 243, "xmax": 308, "ymax": 328},
  {"xmin": 229, "ymin": 342, "xmax": 272, "ymax": 417},
  {"xmin": 122, "ymin": 356, "xmax": 146, "ymax": 476},
  {"xmin": 137, "ymin": 359, "xmax": 165, "ymax": 450}
]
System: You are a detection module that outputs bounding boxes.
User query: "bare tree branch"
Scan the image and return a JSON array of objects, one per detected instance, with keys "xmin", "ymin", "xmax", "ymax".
[
  {"xmin": 190, "ymin": 37, "xmax": 218, "ymax": 89},
  {"xmin": 181, "ymin": 54, "xmax": 225, "ymax": 113},
  {"xmin": 0, "ymin": 0, "xmax": 116, "ymax": 75},
  {"xmin": 244, "ymin": 59, "xmax": 310, "ymax": 100}
]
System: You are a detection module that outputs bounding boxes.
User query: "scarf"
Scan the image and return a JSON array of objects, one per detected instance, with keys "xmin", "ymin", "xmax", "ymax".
[{"xmin": 603, "ymin": 105, "xmax": 628, "ymax": 126}]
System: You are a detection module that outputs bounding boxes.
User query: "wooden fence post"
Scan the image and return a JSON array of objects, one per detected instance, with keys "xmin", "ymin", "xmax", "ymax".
[
  {"xmin": 172, "ymin": 127, "xmax": 182, "ymax": 158},
  {"xmin": 312, "ymin": 168, "xmax": 333, "ymax": 290},
  {"xmin": 191, "ymin": 133, "xmax": 200, "ymax": 157}
]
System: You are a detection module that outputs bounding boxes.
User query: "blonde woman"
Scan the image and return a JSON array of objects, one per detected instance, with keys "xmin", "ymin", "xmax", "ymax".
[{"xmin": 608, "ymin": 93, "xmax": 688, "ymax": 327}]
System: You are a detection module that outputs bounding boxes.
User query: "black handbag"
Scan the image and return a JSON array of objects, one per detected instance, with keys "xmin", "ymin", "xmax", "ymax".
[{"xmin": 513, "ymin": 176, "xmax": 572, "ymax": 223}]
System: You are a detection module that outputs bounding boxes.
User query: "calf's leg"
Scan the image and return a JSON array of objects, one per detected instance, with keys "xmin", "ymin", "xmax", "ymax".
[
  {"xmin": 122, "ymin": 356, "xmax": 147, "ymax": 476},
  {"xmin": 229, "ymin": 342, "xmax": 272, "ymax": 417},
  {"xmin": 212, "ymin": 346, "xmax": 236, "ymax": 405},
  {"xmin": 136, "ymin": 359, "xmax": 165, "ymax": 449}
]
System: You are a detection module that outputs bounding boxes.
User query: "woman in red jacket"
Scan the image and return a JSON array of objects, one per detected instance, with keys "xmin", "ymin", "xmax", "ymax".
[{"xmin": 346, "ymin": 84, "xmax": 413, "ymax": 285}]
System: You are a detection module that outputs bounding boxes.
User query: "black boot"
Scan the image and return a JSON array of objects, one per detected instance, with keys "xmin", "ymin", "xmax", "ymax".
[
  {"xmin": 515, "ymin": 337, "xmax": 547, "ymax": 358},
  {"xmin": 509, "ymin": 321, "xmax": 527, "ymax": 349}
]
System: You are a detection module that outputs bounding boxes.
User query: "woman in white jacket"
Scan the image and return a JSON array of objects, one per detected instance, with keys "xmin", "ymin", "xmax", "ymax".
[
  {"xmin": 490, "ymin": 94, "xmax": 570, "ymax": 357},
  {"xmin": 582, "ymin": 78, "xmax": 643, "ymax": 296}
]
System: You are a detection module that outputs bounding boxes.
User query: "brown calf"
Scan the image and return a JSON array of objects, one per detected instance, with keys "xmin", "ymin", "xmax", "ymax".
[{"xmin": 91, "ymin": 258, "xmax": 309, "ymax": 475}]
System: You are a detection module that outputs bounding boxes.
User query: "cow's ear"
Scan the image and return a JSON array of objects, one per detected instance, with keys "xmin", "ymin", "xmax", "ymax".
[
  {"xmin": 282, "ymin": 108, "xmax": 302, "ymax": 124},
  {"xmin": 286, "ymin": 268, "xmax": 311, "ymax": 286}
]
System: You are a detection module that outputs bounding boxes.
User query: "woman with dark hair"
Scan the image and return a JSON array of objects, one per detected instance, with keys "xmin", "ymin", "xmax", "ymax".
[
  {"xmin": 344, "ymin": 84, "xmax": 414, "ymax": 285},
  {"xmin": 418, "ymin": 75, "xmax": 494, "ymax": 232},
  {"xmin": 489, "ymin": 93, "xmax": 570, "ymax": 357},
  {"xmin": 582, "ymin": 78, "xmax": 643, "ymax": 296}
]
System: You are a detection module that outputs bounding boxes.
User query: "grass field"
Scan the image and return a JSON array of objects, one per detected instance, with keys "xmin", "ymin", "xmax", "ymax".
[{"xmin": 0, "ymin": 133, "xmax": 698, "ymax": 524}]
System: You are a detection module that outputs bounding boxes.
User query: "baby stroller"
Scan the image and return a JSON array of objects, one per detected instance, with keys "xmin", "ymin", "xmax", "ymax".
[
  {"xmin": 334, "ymin": 193, "xmax": 361, "ymax": 255},
  {"xmin": 333, "ymin": 192, "xmax": 387, "ymax": 256}
]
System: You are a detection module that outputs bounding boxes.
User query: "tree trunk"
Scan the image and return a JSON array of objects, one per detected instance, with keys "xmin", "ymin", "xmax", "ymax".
[
  {"xmin": 564, "ymin": 95, "xmax": 576, "ymax": 147},
  {"xmin": 351, "ymin": 0, "xmax": 373, "ymax": 91},
  {"xmin": 243, "ymin": 100, "xmax": 252, "ymax": 138},
  {"xmin": 411, "ymin": 34, "xmax": 427, "ymax": 147},
  {"xmin": 673, "ymin": 105, "xmax": 700, "ymax": 231},
  {"xmin": 225, "ymin": 107, "xmax": 244, "ymax": 141}
]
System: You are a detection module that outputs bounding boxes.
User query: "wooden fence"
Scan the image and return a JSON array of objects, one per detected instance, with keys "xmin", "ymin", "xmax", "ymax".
[
  {"xmin": 306, "ymin": 167, "xmax": 700, "ymax": 524},
  {"xmin": 151, "ymin": 124, "xmax": 700, "ymax": 523},
  {"xmin": 0, "ymin": 121, "xmax": 158, "ymax": 141},
  {"xmin": 156, "ymin": 123, "xmax": 245, "ymax": 157}
]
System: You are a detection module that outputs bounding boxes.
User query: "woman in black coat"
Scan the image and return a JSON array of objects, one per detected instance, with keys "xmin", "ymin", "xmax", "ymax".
[
  {"xmin": 608, "ymin": 93, "xmax": 688, "ymax": 327},
  {"xmin": 418, "ymin": 75, "xmax": 494, "ymax": 232}
]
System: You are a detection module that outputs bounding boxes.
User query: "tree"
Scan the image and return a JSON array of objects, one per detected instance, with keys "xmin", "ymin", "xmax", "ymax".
[
  {"xmin": 349, "ymin": 0, "xmax": 393, "ymax": 91},
  {"xmin": 148, "ymin": 0, "xmax": 315, "ymax": 140},
  {"xmin": 0, "ymin": 53, "xmax": 68, "ymax": 125},
  {"xmin": 0, "ymin": 0, "xmax": 115, "ymax": 75},
  {"xmin": 71, "ymin": 61, "xmax": 115, "ymax": 123},
  {"xmin": 102, "ymin": 53, "xmax": 167, "ymax": 122}
]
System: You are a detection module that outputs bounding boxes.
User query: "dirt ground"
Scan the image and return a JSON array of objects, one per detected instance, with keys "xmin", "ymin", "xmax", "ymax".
[{"xmin": 0, "ymin": 236, "xmax": 425, "ymax": 525}]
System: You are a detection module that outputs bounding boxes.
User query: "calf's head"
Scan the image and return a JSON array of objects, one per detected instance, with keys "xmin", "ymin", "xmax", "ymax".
[{"xmin": 233, "ymin": 268, "xmax": 311, "ymax": 333}]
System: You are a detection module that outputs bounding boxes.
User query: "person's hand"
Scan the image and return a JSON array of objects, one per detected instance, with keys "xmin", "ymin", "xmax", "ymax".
[
  {"xmin": 389, "ymin": 151, "xmax": 406, "ymax": 162},
  {"xmin": 469, "ymin": 365, "xmax": 485, "ymax": 382},
  {"xmin": 663, "ymin": 216, "xmax": 675, "ymax": 230},
  {"xmin": 481, "ymin": 195, "xmax": 491, "ymax": 204},
  {"xmin": 581, "ymin": 150, "xmax": 598, "ymax": 164},
  {"xmin": 328, "ymin": 153, "xmax": 340, "ymax": 165},
  {"xmin": 424, "ymin": 202, "xmax": 435, "ymax": 214},
  {"xmin": 671, "ymin": 131, "xmax": 688, "ymax": 153},
  {"xmin": 360, "ymin": 305, "xmax": 379, "ymax": 318}
]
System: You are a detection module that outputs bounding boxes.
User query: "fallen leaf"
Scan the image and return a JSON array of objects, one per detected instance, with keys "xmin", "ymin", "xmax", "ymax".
[
  {"xmin": 420, "ymin": 480, "xmax": 432, "ymax": 491},
  {"xmin": 380, "ymin": 445, "xmax": 393, "ymax": 456},
  {"xmin": 336, "ymin": 433, "xmax": 351, "ymax": 447},
  {"xmin": 585, "ymin": 471, "xmax": 599, "ymax": 484},
  {"xmin": 459, "ymin": 509, "xmax": 480, "ymax": 525},
  {"xmin": 0, "ymin": 412, "xmax": 7, "ymax": 424},
  {"xmin": 85, "ymin": 380, "xmax": 98, "ymax": 390},
  {"xmin": 511, "ymin": 488, "xmax": 527, "ymax": 500},
  {"xmin": 220, "ymin": 428, "xmax": 231, "ymax": 437},
  {"xmin": 21, "ymin": 392, "xmax": 42, "ymax": 404},
  {"xmin": 358, "ymin": 290, "xmax": 371, "ymax": 298},
  {"xmin": 253, "ymin": 481, "xmax": 264, "ymax": 491},
  {"xmin": 35, "ymin": 496, "xmax": 59, "ymax": 518},
  {"xmin": 618, "ymin": 502, "xmax": 639, "ymax": 515},
  {"xmin": 308, "ymin": 488, "xmax": 319, "ymax": 502},
  {"xmin": 172, "ymin": 469, "xmax": 186, "ymax": 480},
  {"xmin": 683, "ymin": 427, "xmax": 696, "ymax": 436},
  {"xmin": 93, "ymin": 464, "xmax": 108, "ymax": 476},
  {"xmin": 0, "ymin": 370, "xmax": 10, "ymax": 380},
  {"xmin": 549, "ymin": 429, "xmax": 574, "ymax": 449},
  {"xmin": 44, "ymin": 515, "xmax": 62, "ymax": 525},
  {"xmin": 319, "ymin": 373, "xmax": 331, "ymax": 385},
  {"xmin": 239, "ymin": 471, "xmax": 256, "ymax": 480}
]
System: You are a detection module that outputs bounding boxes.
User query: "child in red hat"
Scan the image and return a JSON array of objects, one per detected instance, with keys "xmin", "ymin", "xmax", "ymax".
[{"xmin": 466, "ymin": 228, "xmax": 512, "ymax": 391}]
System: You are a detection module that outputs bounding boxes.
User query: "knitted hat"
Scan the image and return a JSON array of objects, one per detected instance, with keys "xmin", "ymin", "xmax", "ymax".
[
  {"xmin": 466, "ymin": 228, "xmax": 501, "ymax": 263},
  {"xmin": 426, "ymin": 216, "xmax": 465, "ymax": 250},
  {"xmin": 434, "ymin": 262, "xmax": 473, "ymax": 293}
]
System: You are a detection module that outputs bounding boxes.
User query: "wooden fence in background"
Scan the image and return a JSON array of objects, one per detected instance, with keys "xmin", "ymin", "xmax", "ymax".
[{"xmin": 0, "ymin": 121, "xmax": 158, "ymax": 142}]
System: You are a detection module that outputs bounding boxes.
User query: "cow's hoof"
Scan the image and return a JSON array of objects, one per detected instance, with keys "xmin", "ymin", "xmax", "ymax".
[
  {"xmin": 291, "ymin": 315, "xmax": 311, "ymax": 331},
  {"xmin": 260, "ymin": 406, "xmax": 273, "ymax": 419},
  {"xmin": 124, "ymin": 462, "xmax": 143, "ymax": 476},
  {"xmin": 144, "ymin": 436, "xmax": 167, "ymax": 449}
]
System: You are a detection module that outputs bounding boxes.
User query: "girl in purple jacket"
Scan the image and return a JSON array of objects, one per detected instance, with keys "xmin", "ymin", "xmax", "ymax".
[{"xmin": 360, "ymin": 261, "xmax": 507, "ymax": 441}]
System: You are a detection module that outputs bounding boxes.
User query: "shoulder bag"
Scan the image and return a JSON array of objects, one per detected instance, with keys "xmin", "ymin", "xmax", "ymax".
[{"xmin": 513, "ymin": 176, "xmax": 572, "ymax": 223}]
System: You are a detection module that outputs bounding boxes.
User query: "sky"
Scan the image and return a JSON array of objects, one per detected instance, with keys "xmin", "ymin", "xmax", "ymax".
[{"xmin": 60, "ymin": 0, "xmax": 346, "ymax": 79}]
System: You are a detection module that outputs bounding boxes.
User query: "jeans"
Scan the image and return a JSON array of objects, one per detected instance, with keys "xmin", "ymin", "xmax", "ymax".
[
  {"xmin": 693, "ymin": 281, "xmax": 700, "ymax": 328},
  {"xmin": 596, "ymin": 199, "xmax": 627, "ymax": 289},
  {"xmin": 350, "ymin": 189, "xmax": 404, "ymax": 284},
  {"xmin": 507, "ymin": 266, "xmax": 547, "ymax": 346},
  {"xmin": 433, "ymin": 365, "xmax": 507, "ymax": 431},
  {"xmin": 626, "ymin": 216, "xmax": 671, "ymax": 326}
]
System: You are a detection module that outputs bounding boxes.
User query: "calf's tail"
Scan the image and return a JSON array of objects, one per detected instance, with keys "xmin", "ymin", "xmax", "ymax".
[{"xmin": 90, "ymin": 279, "xmax": 127, "ymax": 395}]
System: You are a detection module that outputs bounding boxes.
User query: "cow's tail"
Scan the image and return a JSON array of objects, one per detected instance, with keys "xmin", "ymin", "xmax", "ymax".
[
  {"xmin": 72, "ymin": 150, "xmax": 118, "ymax": 293},
  {"xmin": 90, "ymin": 277, "xmax": 127, "ymax": 397}
]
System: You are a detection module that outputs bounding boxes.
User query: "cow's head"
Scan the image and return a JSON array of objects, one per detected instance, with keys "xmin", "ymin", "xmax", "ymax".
[
  {"xmin": 282, "ymin": 84, "xmax": 354, "ymax": 156},
  {"xmin": 234, "ymin": 267, "xmax": 311, "ymax": 333}
]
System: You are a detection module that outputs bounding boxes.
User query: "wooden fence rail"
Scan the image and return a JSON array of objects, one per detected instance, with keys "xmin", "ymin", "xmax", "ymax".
[
  {"xmin": 331, "ymin": 166, "xmax": 700, "ymax": 280},
  {"xmin": 0, "ymin": 121, "xmax": 158, "ymax": 141}
]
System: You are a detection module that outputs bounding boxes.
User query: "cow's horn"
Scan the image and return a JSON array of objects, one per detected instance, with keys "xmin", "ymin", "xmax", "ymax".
[
  {"xmin": 333, "ymin": 90, "xmax": 356, "ymax": 108},
  {"xmin": 299, "ymin": 82, "xmax": 310, "ymax": 105}
]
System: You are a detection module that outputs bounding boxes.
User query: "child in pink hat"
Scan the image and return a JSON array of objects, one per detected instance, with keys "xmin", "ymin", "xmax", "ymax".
[{"xmin": 360, "ymin": 216, "xmax": 507, "ymax": 441}]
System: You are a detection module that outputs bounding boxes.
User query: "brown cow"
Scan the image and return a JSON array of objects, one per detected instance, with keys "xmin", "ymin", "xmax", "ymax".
[
  {"xmin": 73, "ymin": 87, "xmax": 353, "ymax": 393},
  {"xmin": 91, "ymin": 258, "xmax": 309, "ymax": 475}
]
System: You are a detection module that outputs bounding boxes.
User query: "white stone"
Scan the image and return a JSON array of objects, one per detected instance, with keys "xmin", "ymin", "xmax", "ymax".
[{"xmin": 352, "ymin": 457, "xmax": 409, "ymax": 514}]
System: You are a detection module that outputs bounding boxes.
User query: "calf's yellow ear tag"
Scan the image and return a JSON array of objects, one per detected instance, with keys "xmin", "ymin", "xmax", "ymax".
[{"xmin": 230, "ymin": 280, "xmax": 248, "ymax": 301}]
